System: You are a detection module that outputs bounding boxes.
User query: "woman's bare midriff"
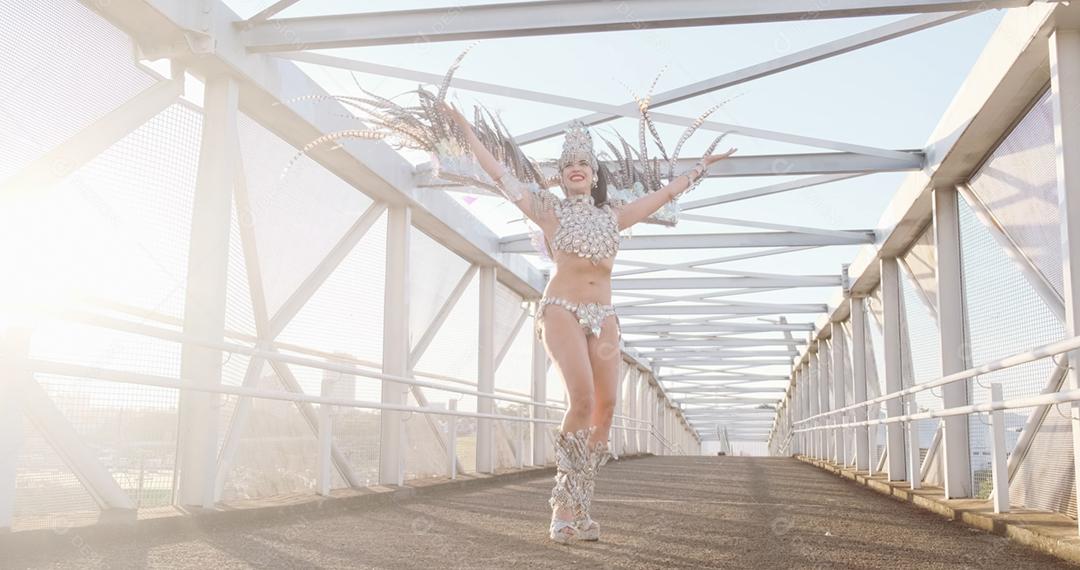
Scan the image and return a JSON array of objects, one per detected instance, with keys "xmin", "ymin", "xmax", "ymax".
[{"xmin": 542, "ymin": 252, "xmax": 615, "ymax": 304}]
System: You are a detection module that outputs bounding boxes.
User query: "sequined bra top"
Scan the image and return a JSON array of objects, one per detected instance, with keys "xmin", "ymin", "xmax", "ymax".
[{"xmin": 545, "ymin": 192, "xmax": 622, "ymax": 264}]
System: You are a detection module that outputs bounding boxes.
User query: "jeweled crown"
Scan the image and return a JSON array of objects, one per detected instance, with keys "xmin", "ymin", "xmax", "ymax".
[{"xmin": 558, "ymin": 120, "xmax": 598, "ymax": 172}]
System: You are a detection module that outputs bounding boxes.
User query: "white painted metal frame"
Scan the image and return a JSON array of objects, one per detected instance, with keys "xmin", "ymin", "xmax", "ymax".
[
  {"xmin": 932, "ymin": 186, "xmax": 973, "ymax": 498},
  {"xmin": 1049, "ymin": 25, "xmax": 1080, "ymax": 535}
]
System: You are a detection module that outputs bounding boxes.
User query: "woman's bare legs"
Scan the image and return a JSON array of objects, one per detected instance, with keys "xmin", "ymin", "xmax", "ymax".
[
  {"xmin": 542, "ymin": 308, "xmax": 595, "ymax": 433},
  {"xmin": 541, "ymin": 306, "xmax": 595, "ymax": 526},
  {"xmin": 587, "ymin": 315, "xmax": 621, "ymax": 447}
]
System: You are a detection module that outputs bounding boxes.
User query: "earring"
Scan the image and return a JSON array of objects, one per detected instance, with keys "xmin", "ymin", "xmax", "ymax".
[{"xmin": 591, "ymin": 176, "xmax": 598, "ymax": 189}]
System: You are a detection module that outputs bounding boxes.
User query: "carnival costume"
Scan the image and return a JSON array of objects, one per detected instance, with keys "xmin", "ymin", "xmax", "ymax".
[{"xmin": 283, "ymin": 45, "xmax": 726, "ymax": 544}]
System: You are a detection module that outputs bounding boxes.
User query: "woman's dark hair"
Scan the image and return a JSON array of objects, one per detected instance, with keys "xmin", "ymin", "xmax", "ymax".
[{"xmin": 591, "ymin": 165, "xmax": 609, "ymax": 206}]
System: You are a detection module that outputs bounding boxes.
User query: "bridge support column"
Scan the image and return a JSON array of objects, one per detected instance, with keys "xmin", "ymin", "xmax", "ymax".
[
  {"xmin": 379, "ymin": 205, "xmax": 411, "ymax": 486},
  {"xmin": 627, "ymin": 369, "xmax": 638, "ymax": 454},
  {"xmin": 934, "ymin": 186, "xmax": 972, "ymax": 498},
  {"xmin": 530, "ymin": 312, "xmax": 548, "ymax": 465},
  {"xmin": 1050, "ymin": 26, "xmax": 1080, "ymax": 535},
  {"xmin": 880, "ymin": 257, "xmax": 908, "ymax": 481},
  {"xmin": 799, "ymin": 364, "xmax": 810, "ymax": 457},
  {"xmin": 817, "ymin": 341, "xmax": 832, "ymax": 462},
  {"xmin": 176, "ymin": 75, "xmax": 237, "ymax": 508},
  {"xmin": 477, "ymin": 265, "xmax": 496, "ymax": 473},
  {"xmin": 812, "ymin": 346, "xmax": 822, "ymax": 460},
  {"xmin": 850, "ymin": 296, "xmax": 871, "ymax": 472},
  {"xmin": 791, "ymin": 372, "xmax": 801, "ymax": 456},
  {"xmin": 831, "ymin": 323, "xmax": 847, "ymax": 464}
]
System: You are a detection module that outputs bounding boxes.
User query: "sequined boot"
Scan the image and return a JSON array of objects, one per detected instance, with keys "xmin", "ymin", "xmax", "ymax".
[
  {"xmin": 548, "ymin": 425, "xmax": 594, "ymax": 544},
  {"xmin": 576, "ymin": 432, "xmax": 616, "ymax": 541}
]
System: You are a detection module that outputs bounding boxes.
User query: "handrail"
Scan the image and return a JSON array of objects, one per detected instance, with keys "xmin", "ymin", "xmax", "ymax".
[
  {"xmin": 45, "ymin": 308, "xmax": 566, "ymax": 410},
  {"xmin": 793, "ymin": 333, "xmax": 1080, "ymax": 426},
  {"xmin": 795, "ymin": 386, "xmax": 1080, "ymax": 431},
  {"xmin": 26, "ymin": 306, "xmax": 669, "ymax": 430}
]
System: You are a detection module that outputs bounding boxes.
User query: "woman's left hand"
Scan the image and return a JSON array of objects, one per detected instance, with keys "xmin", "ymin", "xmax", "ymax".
[{"xmin": 703, "ymin": 147, "xmax": 738, "ymax": 166}]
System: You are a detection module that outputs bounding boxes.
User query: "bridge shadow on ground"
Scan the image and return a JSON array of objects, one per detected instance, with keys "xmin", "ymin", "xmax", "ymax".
[{"xmin": 3, "ymin": 456, "xmax": 1071, "ymax": 569}]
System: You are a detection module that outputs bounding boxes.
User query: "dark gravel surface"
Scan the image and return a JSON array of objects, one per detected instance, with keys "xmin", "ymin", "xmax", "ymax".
[{"xmin": 2, "ymin": 456, "xmax": 1072, "ymax": 569}]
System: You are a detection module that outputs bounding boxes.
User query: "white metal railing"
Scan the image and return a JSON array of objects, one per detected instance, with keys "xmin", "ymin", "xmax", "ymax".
[
  {"xmin": 650, "ymin": 428, "xmax": 680, "ymax": 454},
  {"xmin": 5, "ymin": 306, "xmax": 661, "ymax": 506},
  {"xmin": 790, "ymin": 332, "xmax": 1080, "ymax": 515}
]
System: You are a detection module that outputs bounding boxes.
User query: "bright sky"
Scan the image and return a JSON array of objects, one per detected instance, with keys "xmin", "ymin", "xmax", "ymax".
[{"xmin": 219, "ymin": 1, "xmax": 1008, "ymax": 442}]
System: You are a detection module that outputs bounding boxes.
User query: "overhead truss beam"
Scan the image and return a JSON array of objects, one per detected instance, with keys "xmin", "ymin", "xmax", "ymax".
[
  {"xmin": 617, "ymin": 303, "xmax": 826, "ymax": 316},
  {"xmin": 241, "ymin": 2, "xmax": 1025, "ymax": 51},
  {"xmin": 501, "ymin": 232, "xmax": 871, "ymax": 253}
]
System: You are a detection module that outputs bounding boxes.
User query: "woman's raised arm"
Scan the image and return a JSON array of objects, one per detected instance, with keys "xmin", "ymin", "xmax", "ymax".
[
  {"xmin": 615, "ymin": 148, "xmax": 737, "ymax": 230},
  {"xmin": 439, "ymin": 102, "xmax": 557, "ymax": 226}
]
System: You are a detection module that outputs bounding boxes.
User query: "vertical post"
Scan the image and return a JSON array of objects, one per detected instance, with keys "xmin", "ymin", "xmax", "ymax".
[
  {"xmin": 379, "ymin": 205, "xmax": 410, "ymax": 486},
  {"xmin": 934, "ymin": 186, "xmax": 972, "ymax": 498},
  {"xmin": 530, "ymin": 312, "xmax": 548, "ymax": 466},
  {"xmin": 796, "ymin": 367, "xmax": 807, "ymax": 456},
  {"xmin": 627, "ymin": 370, "xmax": 638, "ymax": 454},
  {"xmin": 317, "ymin": 372, "xmax": 334, "ymax": 497},
  {"xmin": 516, "ymin": 413, "xmax": 525, "ymax": 469},
  {"xmin": 659, "ymin": 405, "xmax": 666, "ymax": 455},
  {"xmin": 650, "ymin": 390, "xmax": 658, "ymax": 455},
  {"xmin": 646, "ymin": 388, "xmax": 654, "ymax": 454},
  {"xmin": 637, "ymin": 376, "xmax": 647, "ymax": 454},
  {"xmin": 801, "ymin": 367, "xmax": 810, "ymax": 457},
  {"xmin": 988, "ymin": 382, "xmax": 1009, "ymax": 513},
  {"xmin": 447, "ymin": 399, "xmax": 457, "ymax": 479},
  {"xmin": 818, "ymin": 340, "xmax": 832, "ymax": 462},
  {"xmin": 0, "ymin": 327, "xmax": 30, "ymax": 530},
  {"xmin": 613, "ymin": 364, "xmax": 625, "ymax": 457},
  {"xmin": 790, "ymin": 388, "xmax": 799, "ymax": 455},
  {"xmin": 176, "ymin": 75, "xmax": 237, "ymax": 508},
  {"xmin": 807, "ymin": 357, "xmax": 819, "ymax": 460},
  {"xmin": 906, "ymin": 398, "xmax": 921, "ymax": 490},
  {"xmin": 832, "ymin": 323, "xmax": 848, "ymax": 465},
  {"xmin": 850, "ymin": 297, "xmax": 871, "ymax": 472},
  {"xmin": 1050, "ymin": 28, "xmax": 1080, "ymax": 535},
  {"xmin": 476, "ymin": 265, "xmax": 496, "ymax": 473},
  {"xmin": 790, "ymin": 380, "xmax": 799, "ymax": 456},
  {"xmin": 880, "ymin": 257, "xmax": 908, "ymax": 481}
]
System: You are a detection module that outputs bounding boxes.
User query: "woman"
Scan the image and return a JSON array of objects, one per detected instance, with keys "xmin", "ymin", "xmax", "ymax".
[{"xmin": 441, "ymin": 103, "xmax": 736, "ymax": 543}]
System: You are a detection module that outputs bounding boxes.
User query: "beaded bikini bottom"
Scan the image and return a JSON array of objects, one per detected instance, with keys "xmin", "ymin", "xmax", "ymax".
[{"xmin": 536, "ymin": 296, "xmax": 618, "ymax": 339}]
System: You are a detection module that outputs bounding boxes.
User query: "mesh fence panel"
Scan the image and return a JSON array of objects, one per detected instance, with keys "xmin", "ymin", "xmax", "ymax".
[
  {"xmin": 413, "ymin": 279, "xmax": 479, "ymax": 382},
  {"xmin": 967, "ymin": 88, "xmax": 1061, "ymax": 297},
  {"xmin": 219, "ymin": 360, "xmax": 359, "ymax": 500},
  {"xmin": 0, "ymin": 0, "xmax": 156, "ymax": 181},
  {"xmin": 225, "ymin": 203, "xmax": 257, "ymax": 338},
  {"xmin": 235, "ymin": 113, "xmax": 375, "ymax": 319},
  {"xmin": 3, "ymin": 0, "xmax": 603, "ymax": 528},
  {"xmin": 900, "ymin": 230, "xmax": 945, "ymax": 473},
  {"xmin": 408, "ymin": 229, "xmax": 472, "ymax": 351},
  {"xmin": 7, "ymin": 66, "xmax": 199, "ymax": 524},
  {"xmin": 12, "ymin": 414, "xmax": 101, "ymax": 531},
  {"xmin": 865, "ymin": 291, "xmax": 888, "ymax": 465},
  {"xmin": 958, "ymin": 189, "xmax": 1067, "ymax": 504},
  {"xmin": 33, "ymin": 374, "xmax": 179, "ymax": 507},
  {"xmin": 404, "ymin": 391, "xmax": 453, "ymax": 480}
]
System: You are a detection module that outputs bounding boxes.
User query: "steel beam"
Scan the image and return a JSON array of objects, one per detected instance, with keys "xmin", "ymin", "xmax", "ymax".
[
  {"xmin": 242, "ymin": 2, "xmax": 1024, "ymax": 51},
  {"xmin": 82, "ymin": 0, "xmax": 545, "ymax": 297},
  {"xmin": 379, "ymin": 206, "xmax": 410, "ymax": 486},
  {"xmin": 1050, "ymin": 27, "xmax": 1080, "ymax": 536},
  {"xmin": 175, "ymin": 76, "xmax": 237, "ymax": 508},
  {"xmin": 502, "ymin": 231, "xmax": 871, "ymax": 253},
  {"xmin": 933, "ymin": 186, "xmax": 972, "ymax": 497},
  {"xmin": 617, "ymin": 303, "xmax": 826, "ymax": 316}
]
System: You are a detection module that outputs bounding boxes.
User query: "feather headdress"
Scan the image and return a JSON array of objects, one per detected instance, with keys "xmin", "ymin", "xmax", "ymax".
[{"xmin": 281, "ymin": 45, "xmax": 732, "ymax": 226}]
